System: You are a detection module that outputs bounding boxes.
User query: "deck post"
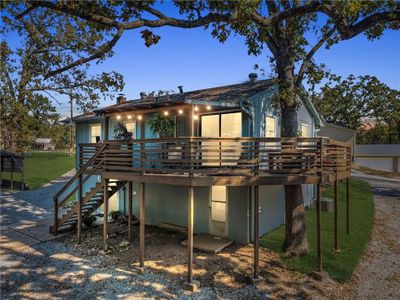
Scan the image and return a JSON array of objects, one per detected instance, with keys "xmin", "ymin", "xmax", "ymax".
[
  {"xmin": 103, "ymin": 116, "xmax": 109, "ymax": 140},
  {"xmin": 139, "ymin": 182, "xmax": 145, "ymax": 267},
  {"xmin": 187, "ymin": 186, "xmax": 194, "ymax": 283},
  {"xmin": 128, "ymin": 181, "xmax": 133, "ymax": 242},
  {"xmin": 316, "ymin": 183, "xmax": 322, "ymax": 272},
  {"xmin": 77, "ymin": 174, "xmax": 83, "ymax": 244},
  {"xmin": 346, "ymin": 177, "xmax": 350, "ymax": 234},
  {"xmin": 183, "ymin": 185, "xmax": 200, "ymax": 292},
  {"xmin": 103, "ymin": 178, "xmax": 109, "ymax": 252},
  {"xmin": 334, "ymin": 179, "xmax": 339, "ymax": 252},
  {"xmin": 253, "ymin": 185, "xmax": 260, "ymax": 280}
]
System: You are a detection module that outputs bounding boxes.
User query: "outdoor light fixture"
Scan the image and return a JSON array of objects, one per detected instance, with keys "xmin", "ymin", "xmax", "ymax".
[
  {"xmin": 178, "ymin": 109, "xmax": 184, "ymax": 115},
  {"xmin": 116, "ymin": 115, "xmax": 121, "ymax": 120},
  {"xmin": 206, "ymin": 105, "xmax": 211, "ymax": 110},
  {"xmin": 163, "ymin": 111, "xmax": 169, "ymax": 116},
  {"xmin": 194, "ymin": 106, "xmax": 199, "ymax": 112},
  {"xmin": 137, "ymin": 115, "xmax": 143, "ymax": 120},
  {"xmin": 193, "ymin": 115, "xmax": 199, "ymax": 120},
  {"xmin": 127, "ymin": 115, "xmax": 132, "ymax": 120}
]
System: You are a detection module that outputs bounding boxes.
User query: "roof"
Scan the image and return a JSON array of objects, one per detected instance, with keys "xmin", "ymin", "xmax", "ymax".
[
  {"xmin": 355, "ymin": 144, "xmax": 400, "ymax": 157},
  {"xmin": 95, "ymin": 78, "xmax": 278, "ymax": 114},
  {"xmin": 61, "ymin": 112, "xmax": 102, "ymax": 124},
  {"xmin": 318, "ymin": 123, "xmax": 356, "ymax": 144},
  {"xmin": 35, "ymin": 138, "xmax": 53, "ymax": 144}
]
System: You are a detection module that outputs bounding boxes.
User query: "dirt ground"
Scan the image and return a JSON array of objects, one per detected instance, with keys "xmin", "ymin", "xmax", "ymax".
[{"xmin": 60, "ymin": 222, "xmax": 341, "ymax": 299}]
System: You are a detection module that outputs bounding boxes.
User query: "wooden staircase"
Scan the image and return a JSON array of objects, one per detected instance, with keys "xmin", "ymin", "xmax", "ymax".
[
  {"xmin": 50, "ymin": 143, "xmax": 126, "ymax": 235},
  {"xmin": 49, "ymin": 180, "xmax": 126, "ymax": 234}
]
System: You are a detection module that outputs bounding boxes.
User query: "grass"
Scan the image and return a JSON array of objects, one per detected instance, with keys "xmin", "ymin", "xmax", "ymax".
[
  {"xmin": 260, "ymin": 178, "xmax": 374, "ymax": 282},
  {"xmin": 2, "ymin": 151, "xmax": 75, "ymax": 189}
]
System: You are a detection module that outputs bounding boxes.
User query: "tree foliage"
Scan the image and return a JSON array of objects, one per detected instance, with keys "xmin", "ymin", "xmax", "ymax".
[
  {"xmin": 314, "ymin": 75, "xmax": 400, "ymax": 144},
  {"xmin": 1, "ymin": 3, "xmax": 124, "ymax": 152}
]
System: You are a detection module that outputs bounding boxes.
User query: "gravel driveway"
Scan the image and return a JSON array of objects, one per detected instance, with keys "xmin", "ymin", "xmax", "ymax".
[
  {"xmin": 342, "ymin": 175, "xmax": 400, "ymax": 299},
  {"xmin": 0, "ymin": 170, "xmax": 75, "ymax": 226}
]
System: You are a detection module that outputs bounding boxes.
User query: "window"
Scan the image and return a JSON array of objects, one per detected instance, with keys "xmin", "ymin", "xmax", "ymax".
[
  {"xmin": 265, "ymin": 116, "xmax": 276, "ymax": 137},
  {"xmin": 211, "ymin": 186, "xmax": 227, "ymax": 223},
  {"xmin": 90, "ymin": 124, "xmax": 102, "ymax": 143},
  {"xmin": 124, "ymin": 121, "xmax": 136, "ymax": 139},
  {"xmin": 301, "ymin": 123, "xmax": 311, "ymax": 137}
]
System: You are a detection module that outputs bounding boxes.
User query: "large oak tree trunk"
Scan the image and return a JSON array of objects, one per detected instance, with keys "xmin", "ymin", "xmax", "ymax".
[{"xmin": 277, "ymin": 55, "xmax": 309, "ymax": 256}]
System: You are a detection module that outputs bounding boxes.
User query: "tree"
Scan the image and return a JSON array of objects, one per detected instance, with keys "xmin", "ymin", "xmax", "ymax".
[
  {"xmin": 1, "ymin": 4, "xmax": 124, "ymax": 152},
  {"xmin": 11, "ymin": 1, "xmax": 399, "ymax": 256},
  {"xmin": 315, "ymin": 75, "xmax": 400, "ymax": 144}
]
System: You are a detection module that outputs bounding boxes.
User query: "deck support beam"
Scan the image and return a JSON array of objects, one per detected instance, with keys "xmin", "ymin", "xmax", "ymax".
[
  {"xmin": 253, "ymin": 185, "xmax": 260, "ymax": 280},
  {"xmin": 346, "ymin": 177, "xmax": 350, "ymax": 234},
  {"xmin": 184, "ymin": 185, "xmax": 200, "ymax": 292},
  {"xmin": 77, "ymin": 174, "xmax": 83, "ymax": 244},
  {"xmin": 139, "ymin": 182, "xmax": 145, "ymax": 267},
  {"xmin": 187, "ymin": 186, "xmax": 194, "ymax": 284},
  {"xmin": 316, "ymin": 183, "xmax": 322, "ymax": 272},
  {"xmin": 103, "ymin": 178, "xmax": 109, "ymax": 252},
  {"xmin": 128, "ymin": 181, "xmax": 133, "ymax": 242},
  {"xmin": 334, "ymin": 180, "xmax": 339, "ymax": 252}
]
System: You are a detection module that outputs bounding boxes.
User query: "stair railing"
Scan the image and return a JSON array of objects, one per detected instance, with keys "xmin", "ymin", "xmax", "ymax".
[{"xmin": 53, "ymin": 144, "xmax": 106, "ymax": 235}]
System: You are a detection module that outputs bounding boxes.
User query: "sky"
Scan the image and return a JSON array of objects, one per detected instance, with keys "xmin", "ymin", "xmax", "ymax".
[
  {"xmin": 58, "ymin": 25, "xmax": 399, "ymax": 117},
  {"xmin": 5, "ymin": 5, "xmax": 400, "ymax": 118}
]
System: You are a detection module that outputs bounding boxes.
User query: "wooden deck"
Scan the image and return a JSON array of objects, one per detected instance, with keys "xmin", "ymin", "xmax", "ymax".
[{"xmin": 79, "ymin": 137, "xmax": 351, "ymax": 185}]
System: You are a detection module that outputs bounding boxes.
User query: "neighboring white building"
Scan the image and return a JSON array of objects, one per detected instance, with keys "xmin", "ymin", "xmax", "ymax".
[
  {"xmin": 318, "ymin": 123, "xmax": 356, "ymax": 161},
  {"xmin": 355, "ymin": 144, "xmax": 400, "ymax": 173},
  {"xmin": 33, "ymin": 138, "xmax": 55, "ymax": 150}
]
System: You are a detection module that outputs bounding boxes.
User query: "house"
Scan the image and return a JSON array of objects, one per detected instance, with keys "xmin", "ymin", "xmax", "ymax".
[
  {"xmin": 52, "ymin": 75, "xmax": 351, "ymax": 287},
  {"xmin": 355, "ymin": 144, "xmax": 400, "ymax": 173},
  {"xmin": 318, "ymin": 123, "xmax": 356, "ymax": 161},
  {"xmin": 33, "ymin": 138, "xmax": 55, "ymax": 150}
]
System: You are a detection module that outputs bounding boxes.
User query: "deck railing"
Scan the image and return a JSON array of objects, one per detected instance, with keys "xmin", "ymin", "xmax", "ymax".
[{"xmin": 78, "ymin": 137, "xmax": 351, "ymax": 178}]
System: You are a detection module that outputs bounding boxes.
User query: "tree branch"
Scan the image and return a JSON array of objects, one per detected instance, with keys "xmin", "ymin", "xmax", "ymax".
[
  {"xmin": 44, "ymin": 27, "xmax": 124, "ymax": 79},
  {"xmin": 296, "ymin": 27, "xmax": 336, "ymax": 87}
]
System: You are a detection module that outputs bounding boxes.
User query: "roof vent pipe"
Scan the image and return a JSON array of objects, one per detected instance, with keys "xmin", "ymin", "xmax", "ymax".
[
  {"xmin": 248, "ymin": 73, "xmax": 258, "ymax": 83},
  {"xmin": 117, "ymin": 94, "xmax": 126, "ymax": 104},
  {"xmin": 178, "ymin": 86, "xmax": 183, "ymax": 93},
  {"xmin": 140, "ymin": 92, "xmax": 147, "ymax": 100}
]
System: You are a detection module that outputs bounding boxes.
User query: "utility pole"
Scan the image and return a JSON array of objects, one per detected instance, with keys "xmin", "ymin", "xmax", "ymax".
[{"xmin": 69, "ymin": 97, "xmax": 73, "ymax": 158}]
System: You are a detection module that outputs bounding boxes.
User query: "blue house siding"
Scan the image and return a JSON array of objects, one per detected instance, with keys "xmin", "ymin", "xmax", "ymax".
[{"xmin": 74, "ymin": 83, "xmax": 321, "ymax": 244}]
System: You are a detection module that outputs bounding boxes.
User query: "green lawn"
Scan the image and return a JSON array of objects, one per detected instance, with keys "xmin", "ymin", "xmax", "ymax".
[
  {"xmin": 260, "ymin": 178, "xmax": 374, "ymax": 282},
  {"xmin": 2, "ymin": 151, "xmax": 75, "ymax": 189}
]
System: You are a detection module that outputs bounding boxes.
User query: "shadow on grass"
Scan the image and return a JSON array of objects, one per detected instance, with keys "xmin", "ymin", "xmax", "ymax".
[{"xmin": 260, "ymin": 178, "xmax": 374, "ymax": 282}]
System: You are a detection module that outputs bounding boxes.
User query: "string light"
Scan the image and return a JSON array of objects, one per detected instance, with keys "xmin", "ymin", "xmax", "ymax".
[
  {"xmin": 116, "ymin": 115, "xmax": 121, "ymax": 120},
  {"xmin": 178, "ymin": 109, "xmax": 184, "ymax": 115},
  {"xmin": 163, "ymin": 111, "xmax": 169, "ymax": 116},
  {"xmin": 137, "ymin": 115, "xmax": 143, "ymax": 120},
  {"xmin": 206, "ymin": 105, "xmax": 211, "ymax": 110}
]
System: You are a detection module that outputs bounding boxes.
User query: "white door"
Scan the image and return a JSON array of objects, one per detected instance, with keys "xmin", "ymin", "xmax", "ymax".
[{"xmin": 210, "ymin": 186, "xmax": 228, "ymax": 236}]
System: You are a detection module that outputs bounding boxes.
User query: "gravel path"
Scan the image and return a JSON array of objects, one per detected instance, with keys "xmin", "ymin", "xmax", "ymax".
[
  {"xmin": 342, "ymin": 176, "xmax": 400, "ymax": 299},
  {"xmin": 0, "ymin": 170, "xmax": 75, "ymax": 226}
]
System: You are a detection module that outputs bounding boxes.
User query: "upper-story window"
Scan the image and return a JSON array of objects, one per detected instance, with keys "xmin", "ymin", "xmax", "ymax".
[
  {"xmin": 90, "ymin": 124, "xmax": 102, "ymax": 143},
  {"xmin": 124, "ymin": 121, "xmax": 136, "ymax": 139},
  {"xmin": 265, "ymin": 116, "xmax": 277, "ymax": 137}
]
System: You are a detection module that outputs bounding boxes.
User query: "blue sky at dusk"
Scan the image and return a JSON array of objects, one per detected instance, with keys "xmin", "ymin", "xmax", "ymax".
[
  {"xmin": 79, "ymin": 26, "xmax": 399, "ymax": 117},
  {"xmin": 5, "ymin": 5, "xmax": 399, "ymax": 117}
]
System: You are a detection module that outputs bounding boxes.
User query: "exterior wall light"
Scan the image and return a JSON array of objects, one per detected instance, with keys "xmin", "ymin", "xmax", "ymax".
[
  {"xmin": 127, "ymin": 115, "xmax": 132, "ymax": 120},
  {"xmin": 178, "ymin": 109, "xmax": 184, "ymax": 115},
  {"xmin": 137, "ymin": 115, "xmax": 143, "ymax": 120},
  {"xmin": 116, "ymin": 115, "xmax": 121, "ymax": 120},
  {"xmin": 163, "ymin": 111, "xmax": 169, "ymax": 116},
  {"xmin": 193, "ymin": 115, "xmax": 199, "ymax": 120},
  {"xmin": 194, "ymin": 106, "xmax": 199, "ymax": 112},
  {"xmin": 206, "ymin": 105, "xmax": 211, "ymax": 110}
]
